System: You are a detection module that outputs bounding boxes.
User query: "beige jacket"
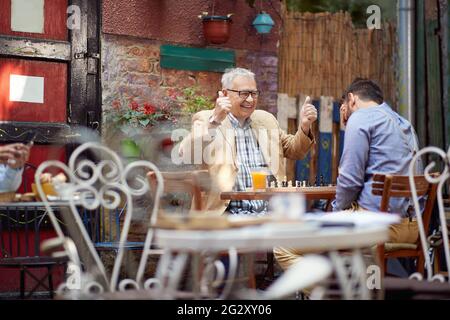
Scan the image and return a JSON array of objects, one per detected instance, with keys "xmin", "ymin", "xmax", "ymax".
[{"xmin": 178, "ymin": 109, "xmax": 314, "ymax": 215}]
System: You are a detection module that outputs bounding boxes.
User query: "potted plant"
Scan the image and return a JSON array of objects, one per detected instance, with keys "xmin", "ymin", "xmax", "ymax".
[
  {"xmin": 103, "ymin": 96, "xmax": 177, "ymax": 160},
  {"xmin": 198, "ymin": 10, "xmax": 233, "ymax": 44}
]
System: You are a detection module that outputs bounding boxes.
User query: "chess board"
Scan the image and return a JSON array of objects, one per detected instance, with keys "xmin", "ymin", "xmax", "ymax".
[
  {"xmin": 266, "ymin": 185, "xmax": 336, "ymax": 193},
  {"xmin": 221, "ymin": 183, "xmax": 336, "ymax": 201}
]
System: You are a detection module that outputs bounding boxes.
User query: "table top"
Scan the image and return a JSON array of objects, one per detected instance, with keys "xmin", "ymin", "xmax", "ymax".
[
  {"xmin": 0, "ymin": 201, "xmax": 73, "ymax": 209},
  {"xmin": 220, "ymin": 186, "xmax": 336, "ymax": 201},
  {"xmin": 154, "ymin": 222, "xmax": 388, "ymax": 252}
]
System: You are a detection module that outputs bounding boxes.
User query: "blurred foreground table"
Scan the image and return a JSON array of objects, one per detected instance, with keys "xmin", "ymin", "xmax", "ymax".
[{"xmin": 153, "ymin": 219, "xmax": 388, "ymax": 299}]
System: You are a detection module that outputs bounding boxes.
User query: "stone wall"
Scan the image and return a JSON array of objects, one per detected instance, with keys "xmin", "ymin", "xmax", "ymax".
[{"xmin": 101, "ymin": 33, "xmax": 279, "ymax": 116}]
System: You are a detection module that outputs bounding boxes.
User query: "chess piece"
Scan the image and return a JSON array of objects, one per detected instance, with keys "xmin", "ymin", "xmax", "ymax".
[
  {"xmin": 295, "ymin": 180, "xmax": 301, "ymax": 187},
  {"xmin": 282, "ymin": 176, "xmax": 288, "ymax": 188},
  {"xmin": 320, "ymin": 175, "xmax": 325, "ymax": 187},
  {"xmin": 271, "ymin": 177, "xmax": 277, "ymax": 188}
]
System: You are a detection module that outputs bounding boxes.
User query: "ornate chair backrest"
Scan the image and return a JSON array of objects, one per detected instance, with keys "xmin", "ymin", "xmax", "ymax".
[
  {"xmin": 35, "ymin": 142, "xmax": 164, "ymax": 296},
  {"xmin": 408, "ymin": 146, "xmax": 450, "ymax": 283}
]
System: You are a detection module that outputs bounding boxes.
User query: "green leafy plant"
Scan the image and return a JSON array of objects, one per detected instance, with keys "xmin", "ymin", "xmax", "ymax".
[
  {"xmin": 176, "ymin": 87, "xmax": 215, "ymax": 114},
  {"xmin": 105, "ymin": 96, "xmax": 176, "ymax": 133}
]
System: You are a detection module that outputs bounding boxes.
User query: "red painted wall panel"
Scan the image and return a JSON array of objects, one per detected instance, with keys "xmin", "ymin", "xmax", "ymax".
[
  {"xmin": 0, "ymin": 58, "xmax": 67, "ymax": 123},
  {"xmin": 0, "ymin": 229, "xmax": 65, "ymax": 294},
  {"xmin": 0, "ymin": 0, "xmax": 68, "ymax": 41},
  {"xmin": 0, "ymin": 146, "xmax": 66, "ymax": 294},
  {"xmin": 102, "ymin": 0, "xmax": 280, "ymax": 53}
]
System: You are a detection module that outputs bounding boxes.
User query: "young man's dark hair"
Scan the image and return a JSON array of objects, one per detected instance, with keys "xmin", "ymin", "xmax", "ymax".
[{"xmin": 341, "ymin": 78, "xmax": 384, "ymax": 105}]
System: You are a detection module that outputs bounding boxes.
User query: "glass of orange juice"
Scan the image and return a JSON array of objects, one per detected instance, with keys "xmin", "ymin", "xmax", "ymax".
[{"xmin": 250, "ymin": 167, "xmax": 268, "ymax": 191}]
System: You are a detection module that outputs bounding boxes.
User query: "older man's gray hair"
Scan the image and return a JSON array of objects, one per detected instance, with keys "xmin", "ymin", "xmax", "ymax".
[{"xmin": 221, "ymin": 68, "xmax": 255, "ymax": 89}]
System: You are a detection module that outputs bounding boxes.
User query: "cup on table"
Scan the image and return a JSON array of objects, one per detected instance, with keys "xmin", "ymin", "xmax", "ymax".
[{"xmin": 250, "ymin": 167, "xmax": 268, "ymax": 191}]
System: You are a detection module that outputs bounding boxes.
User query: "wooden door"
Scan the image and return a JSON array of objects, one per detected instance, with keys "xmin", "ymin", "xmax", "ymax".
[
  {"xmin": 0, "ymin": 0, "xmax": 101, "ymax": 295},
  {"xmin": 0, "ymin": 0, "xmax": 101, "ymax": 192}
]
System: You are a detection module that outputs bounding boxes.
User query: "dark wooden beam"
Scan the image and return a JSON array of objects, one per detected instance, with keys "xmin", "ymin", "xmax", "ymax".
[
  {"xmin": 69, "ymin": 0, "xmax": 101, "ymax": 131},
  {"xmin": 0, "ymin": 122, "xmax": 72, "ymax": 145},
  {"xmin": 0, "ymin": 35, "xmax": 71, "ymax": 61},
  {"xmin": 415, "ymin": 0, "xmax": 428, "ymax": 149},
  {"xmin": 426, "ymin": 0, "xmax": 445, "ymax": 150},
  {"xmin": 443, "ymin": 0, "xmax": 450, "ymax": 149}
]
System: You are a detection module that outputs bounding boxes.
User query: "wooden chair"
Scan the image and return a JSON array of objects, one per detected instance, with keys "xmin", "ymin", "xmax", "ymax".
[
  {"xmin": 372, "ymin": 173, "xmax": 438, "ymax": 276},
  {"xmin": 146, "ymin": 170, "xmax": 208, "ymax": 212}
]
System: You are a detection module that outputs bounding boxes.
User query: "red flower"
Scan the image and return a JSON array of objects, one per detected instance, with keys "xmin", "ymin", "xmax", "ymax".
[
  {"xmin": 143, "ymin": 103, "xmax": 156, "ymax": 115},
  {"xmin": 129, "ymin": 100, "xmax": 139, "ymax": 111}
]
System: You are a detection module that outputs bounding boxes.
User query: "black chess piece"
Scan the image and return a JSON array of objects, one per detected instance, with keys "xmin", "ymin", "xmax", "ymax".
[
  {"xmin": 296, "ymin": 180, "xmax": 301, "ymax": 187},
  {"xmin": 320, "ymin": 175, "xmax": 325, "ymax": 187}
]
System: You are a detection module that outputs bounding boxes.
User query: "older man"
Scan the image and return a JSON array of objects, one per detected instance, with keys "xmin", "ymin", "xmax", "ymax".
[
  {"xmin": 0, "ymin": 143, "xmax": 30, "ymax": 192},
  {"xmin": 179, "ymin": 67, "xmax": 317, "ymax": 216}
]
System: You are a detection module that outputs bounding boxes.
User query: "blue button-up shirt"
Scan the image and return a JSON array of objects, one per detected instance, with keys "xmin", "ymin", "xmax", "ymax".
[
  {"xmin": 0, "ymin": 165, "xmax": 23, "ymax": 192},
  {"xmin": 226, "ymin": 113, "xmax": 268, "ymax": 216},
  {"xmin": 333, "ymin": 103, "xmax": 423, "ymax": 216}
]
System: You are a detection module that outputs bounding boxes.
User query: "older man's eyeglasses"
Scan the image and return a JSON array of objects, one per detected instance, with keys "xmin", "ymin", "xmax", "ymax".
[{"xmin": 227, "ymin": 89, "xmax": 260, "ymax": 100}]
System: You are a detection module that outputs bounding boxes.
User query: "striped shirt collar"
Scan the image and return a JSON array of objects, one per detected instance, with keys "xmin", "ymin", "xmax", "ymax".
[{"xmin": 227, "ymin": 113, "xmax": 252, "ymax": 129}]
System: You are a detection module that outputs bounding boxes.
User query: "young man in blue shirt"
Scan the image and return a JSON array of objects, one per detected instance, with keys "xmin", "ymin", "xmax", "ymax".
[{"xmin": 274, "ymin": 78, "xmax": 422, "ymax": 271}]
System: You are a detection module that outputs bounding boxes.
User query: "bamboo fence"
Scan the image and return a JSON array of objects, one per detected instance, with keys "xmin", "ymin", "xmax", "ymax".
[{"xmin": 279, "ymin": 10, "xmax": 397, "ymax": 106}]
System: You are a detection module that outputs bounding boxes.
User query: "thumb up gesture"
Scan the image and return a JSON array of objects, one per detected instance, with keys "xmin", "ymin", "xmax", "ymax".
[
  {"xmin": 211, "ymin": 90, "xmax": 232, "ymax": 125},
  {"xmin": 300, "ymin": 96, "xmax": 317, "ymax": 135}
]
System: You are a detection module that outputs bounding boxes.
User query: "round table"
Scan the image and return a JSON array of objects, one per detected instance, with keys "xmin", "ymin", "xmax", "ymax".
[
  {"xmin": 153, "ymin": 222, "xmax": 389, "ymax": 299},
  {"xmin": 154, "ymin": 223, "xmax": 388, "ymax": 252}
]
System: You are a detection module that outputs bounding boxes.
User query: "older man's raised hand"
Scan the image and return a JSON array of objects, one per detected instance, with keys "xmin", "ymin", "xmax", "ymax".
[
  {"xmin": 300, "ymin": 96, "xmax": 318, "ymax": 135},
  {"xmin": 210, "ymin": 91, "xmax": 231, "ymax": 125}
]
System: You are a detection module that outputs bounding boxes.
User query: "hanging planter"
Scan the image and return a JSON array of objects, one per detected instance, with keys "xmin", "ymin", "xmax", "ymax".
[
  {"xmin": 199, "ymin": 12, "xmax": 233, "ymax": 45},
  {"xmin": 252, "ymin": 11, "xmax": 275, "ymax": 34}
]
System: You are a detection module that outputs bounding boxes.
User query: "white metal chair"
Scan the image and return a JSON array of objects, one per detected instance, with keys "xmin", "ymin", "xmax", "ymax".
[
  {"xmin": 382, "ymin": 146, "xmax": 450, "ymax": 299},
  {"xmin": 35, "ymin": 142, "xmax": 165, "ymax": 298},
  {"xmin": 408, "ymin": 146, "xmax": 450, "ymax": 283}
]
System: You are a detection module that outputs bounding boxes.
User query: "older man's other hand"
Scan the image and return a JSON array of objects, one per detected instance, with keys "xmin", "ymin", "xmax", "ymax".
[
  {"xmin": 300, "ymin": 96, "xmax": 318, "ymax": 135},
  {"xmin": 0, "ymin": 143, "xmax": 30, "ymax": 169},
  {"xmin": 340, "ymin": 104, "xmax": 349, "ymax": 126}
]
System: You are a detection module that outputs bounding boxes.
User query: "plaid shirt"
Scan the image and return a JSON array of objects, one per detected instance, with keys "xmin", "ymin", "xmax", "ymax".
[{"xmin": 226, "ymin": 113, "xmax": 268, "ymax": 216}]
